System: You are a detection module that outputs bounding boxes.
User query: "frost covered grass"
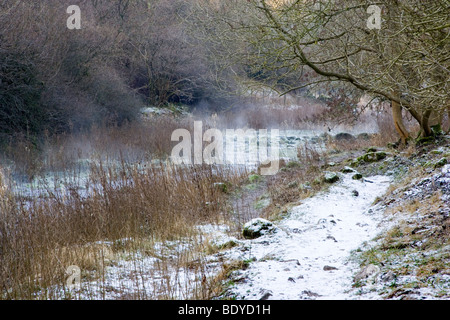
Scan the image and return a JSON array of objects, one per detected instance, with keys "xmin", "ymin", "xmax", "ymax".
[
  {"xmin": 0, "ymin": 155, "xmax": 248, "ymax": 299},
  {"xmin": 219, "ymin": 173, "xmax": 393, "ymax": 300},
  {"xmin": 346, "ymin": 137, "xmax": 450, "ymax": 299},
  {"xmin": 2, "ymin": 105, "xmax": 434, "ymax": 300}
]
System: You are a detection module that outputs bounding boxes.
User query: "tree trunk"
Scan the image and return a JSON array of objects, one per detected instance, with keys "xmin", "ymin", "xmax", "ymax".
[
  {"xmin": 391, "ymin": 99, "xmax": 410, "ymax": 144},
  {"xmin": 421, "ymin": 110, "xmax": 433, "ymax": 137},
  {"xmin": 447, "ymin": 105, "xmax": 450, "ymax": 134}
]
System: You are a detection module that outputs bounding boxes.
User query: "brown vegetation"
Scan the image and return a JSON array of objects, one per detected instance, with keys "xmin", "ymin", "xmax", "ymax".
[{"xmin": 0, "ymin": 150, "xmax": 246, "ymax": 299}]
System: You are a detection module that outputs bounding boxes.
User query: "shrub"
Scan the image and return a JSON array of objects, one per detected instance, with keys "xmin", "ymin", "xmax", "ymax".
[{"xmin": 0, "ymin": 50, "xmax": 46, "ymax": 141}]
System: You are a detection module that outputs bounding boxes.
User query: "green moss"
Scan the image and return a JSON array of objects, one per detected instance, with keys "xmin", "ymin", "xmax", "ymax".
[
  {"xmin": 323, "ymin": 171, "xmax": 339, "ymax": 183},
  {"xmin": 416, "ymin": 136, "xmax": 435, "ymax": 145},
  {"xmin": 362, "ymin": 152, "xmax": 387, "ymax": 163},
  {"xmin": 248, "ymin": 174, "xmax": 261, "ymax": 183},
  {"xmin": 434, "ymin": 158, "xmax": 447, "ymax": 169},
  {"xmin": 352, "ymin": 173, "xmax": 363, "ymax": 180}
]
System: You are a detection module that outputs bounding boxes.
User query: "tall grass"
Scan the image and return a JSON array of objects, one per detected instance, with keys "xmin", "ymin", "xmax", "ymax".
[
  {"xmin": 0, "ymin": 157, "xmax": 246, "ymax": 299},
  {"xmin": 0, "ymin": 101, "xmax": 402, "ymax": 299},
  {"xmin": 0, "ymin": 111, "xmax": 251, "ymax": 299}
]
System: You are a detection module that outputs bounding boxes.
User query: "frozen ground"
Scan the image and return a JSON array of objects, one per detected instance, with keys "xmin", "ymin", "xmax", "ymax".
[
  {"xmin": 42, "ymin": 170, "xmax": 393, "ymax": 300},
  {"xmin": 221, "ymin": 173, "xmax": 392, "ymax": 300}
]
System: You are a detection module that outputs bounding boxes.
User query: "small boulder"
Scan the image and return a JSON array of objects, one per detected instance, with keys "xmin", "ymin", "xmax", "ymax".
[
  {"xmin": 352, "ymin": 173, "xmax": 363, "ymax": 180},
  {"xmin": 341, "ymin": 166, "xmax": 357, "ymax": 173},
  {"xmin": 302, "ymin": 290, "xmax": 321, "ymax": 297},
  {"xmin": 323, "ymin": 265, "xmax": 338, "ymax": 271},
  {"xmin": 362, "ymin": 151, "xmax": 387, "ymax": 163},
  {"xmin": 259, "ymin": 290, "xmax": 273, "ymax": 300},
  {"xmin": 243, "ymin": 218, "xmax": 277, "ymax": 239},
  {"xmin": 381, "ymin": 270, "xmax": 396, "ymax": 283},
  {"xmin": 323, "ymin": 171, "xmax": 340, "ymax": 183},
  {"xmin": 354, "ymin": 264, "xmax": 380, "ymax": 282}
]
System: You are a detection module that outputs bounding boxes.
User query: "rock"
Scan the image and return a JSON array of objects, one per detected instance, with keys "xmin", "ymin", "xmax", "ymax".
[
  {"xmin": 352, "ymin": 173, "xmax": 363, "ymax": 180},
  {"xmin": 302, "ymin": 290, "xmax": 321, "ymax": 297},
  {"xmin": 366, "ymin": 146, "xmax": 378, "ymax": 153},
  {"xmin": 288, "ymin": 277, "xmax": 296, "ymax": 283},
  {"xmin": 335, "ymin": 133, "xmax": 355, "ymax": 141},
  {"xmin": 259, "ymin": 290, "xmax": 273, "ymax": 300},
  {"xmin": 351, "ymin": 190, "xmax": 359, "ymax": 197},
  {"xmin": 243, "ymin": 218, "xmax": 277, "ymax": 239},
  {"xmin": 341, "ymin": 166, "xmax": 356, "ymax": 173},
  {"xmin": 354, "ymin": 264, "xmax": 380, "ymax": 282},
  {"xmin": 381, "ymin": 271, "xmax": 396, "ymax": 283},
  {"xmin": 326, "ymin": 235, "xmax": 338, "ymax": 242},
  {"xmin": 323, "ymin": 171, "xmax": 340, "ymax": 183},
  {"xmin": 323, "ymin": 265, "xmax": 338, "ymax": 271},
  {"xmin": 362, "ymin": 151, "xmax": 387, "ymax": 163}
]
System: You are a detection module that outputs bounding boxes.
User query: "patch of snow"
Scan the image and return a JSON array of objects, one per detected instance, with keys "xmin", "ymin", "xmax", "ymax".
[{"xmin": 224, "ymin": 174, "xmax": 392, "ymax": 300}]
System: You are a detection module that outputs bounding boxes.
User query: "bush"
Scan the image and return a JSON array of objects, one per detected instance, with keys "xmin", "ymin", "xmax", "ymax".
[{"xmin": 0, "ymin": 50, "xmax": 46, "ymax": 141}]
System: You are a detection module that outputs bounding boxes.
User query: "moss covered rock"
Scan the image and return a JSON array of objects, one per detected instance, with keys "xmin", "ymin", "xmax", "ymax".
[
  {"xmin": 341, "ymin": 166, "xmax": 357, "ymax": 173},
  {"xmin": 362, "ymin": 152, "xmax": 387, "ymax": 163},
  {"xmin": 243, "ymin": 218, "xmax": 277, "ymax": 239},
  {"xmin": 323, "ymin": 171, "xmax": 340, "ymax": 183}
]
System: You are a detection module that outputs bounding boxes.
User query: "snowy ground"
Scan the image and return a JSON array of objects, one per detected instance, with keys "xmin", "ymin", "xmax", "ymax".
[
  {"xmin": 46, "ymin": 171, "xmax": 391, "ymax": 300},
  {"xmin": 221, "ymin": 173, "xmax": 392, "ymax": 300},
  {"xmin": 15, "ymin": 128, "xmax": 398, "ymax": 300}
]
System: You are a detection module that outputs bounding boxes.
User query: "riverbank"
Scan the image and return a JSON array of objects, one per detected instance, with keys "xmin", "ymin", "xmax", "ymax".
[
  {"xmin": 1, "ymin": 108, "xmax": 448, "ymax": 299},
  {"xmin": 216, "ymin": 134, "xmax": 450, "ymax": 300}
]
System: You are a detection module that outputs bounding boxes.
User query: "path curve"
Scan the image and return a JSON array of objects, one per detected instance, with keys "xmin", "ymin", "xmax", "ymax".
[{"xmin": 227, "ymin": 173, "xmax": 391, "ymax": 300}]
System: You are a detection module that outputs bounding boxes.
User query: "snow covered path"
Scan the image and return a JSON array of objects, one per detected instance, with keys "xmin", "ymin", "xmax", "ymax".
[{"xmin": 226, "ymin": 173, "xmax": 392, "ymax": 300}]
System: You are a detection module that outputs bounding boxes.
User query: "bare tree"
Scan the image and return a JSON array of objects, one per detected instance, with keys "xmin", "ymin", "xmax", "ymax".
[{"xmin": 197, "ymin": 0, "xmax": 450, "ymax": 141}]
